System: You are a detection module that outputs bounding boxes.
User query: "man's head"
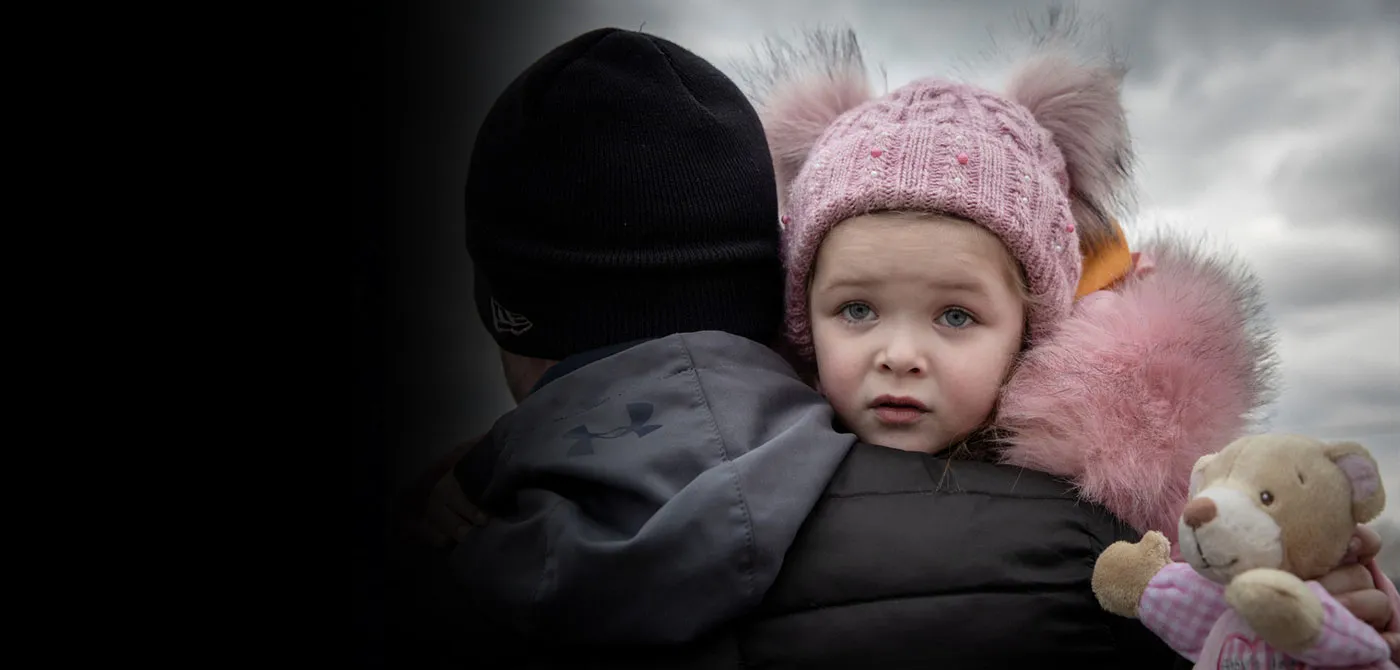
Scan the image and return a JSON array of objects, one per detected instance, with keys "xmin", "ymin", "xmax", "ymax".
[{"xmin": 465, "ymin": 27, "xmax": 785, "ymax": 385}]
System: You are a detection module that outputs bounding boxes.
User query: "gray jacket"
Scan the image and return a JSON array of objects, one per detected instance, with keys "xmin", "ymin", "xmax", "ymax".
[{"xmin": 452, "ymin": 331, "xmax": 856, "ymax": 645}]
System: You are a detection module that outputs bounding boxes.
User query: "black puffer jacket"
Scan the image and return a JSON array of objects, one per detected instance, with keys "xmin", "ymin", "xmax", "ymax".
[
  {"xmin": 464, "ymin": 442, "xmax": 1187, "ymax": 669},
  {"xmin": 729, "ymin": 443, "xmax": 1185, "ymax": 668}
]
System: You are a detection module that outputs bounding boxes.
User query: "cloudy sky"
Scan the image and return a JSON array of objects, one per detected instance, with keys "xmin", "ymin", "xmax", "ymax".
[{"xmin": 391, "ymin": 0, "xmax": 1399, "ymax": 568}]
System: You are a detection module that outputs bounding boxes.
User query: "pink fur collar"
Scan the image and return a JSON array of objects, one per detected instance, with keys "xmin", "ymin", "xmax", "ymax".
[{"xmin": 992, "ymin": 230, "xmax": 1280, "ymax": 546}]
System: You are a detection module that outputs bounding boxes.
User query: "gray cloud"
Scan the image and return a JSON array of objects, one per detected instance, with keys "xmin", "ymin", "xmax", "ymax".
[
  {"xmin": 1255, "ymin": 233, "xmax": 1400, "ymax": 311},
  {"xmin": 1125, "ymin": 34, "xmax": 1399, "ymax": 212},
  {"xmin": 1083, "ymin": 0, "xmax": 1400, "ymax": 82},
  {"xmin": 1271, "ymin": 118, "xmax": 1400, "ymax": 233},
  {"xmin": 1264, "ymin": 301, "xmax": 1400, "ymax": 447},
  {"xmin": 1270, "ymin": 368, "xmax": 1400, "ymax": 433}
]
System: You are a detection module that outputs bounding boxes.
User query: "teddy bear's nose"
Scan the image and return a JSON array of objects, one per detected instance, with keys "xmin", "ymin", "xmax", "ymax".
[{"xmin": 1182, "ymin": 497, "xmax": 1217, "ymax": 529}]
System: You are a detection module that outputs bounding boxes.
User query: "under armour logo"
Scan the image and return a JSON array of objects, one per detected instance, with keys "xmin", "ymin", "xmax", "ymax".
[
  {"xmin": 491, "ymin": 297, "xmax": 533, "ymax": 335},
  {"xmin": 564, "ymin": 403, "xmax": 662, "ymax": 457}
]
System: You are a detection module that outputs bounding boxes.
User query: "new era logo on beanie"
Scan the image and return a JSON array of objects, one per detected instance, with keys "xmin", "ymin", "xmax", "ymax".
[
  {"xmin": 489, "ymin": 297, "xmax": 532, "ymax": 336},
  {"xmin": 465, "ymin": 28, "xmax": 784, "ymax": 361}
]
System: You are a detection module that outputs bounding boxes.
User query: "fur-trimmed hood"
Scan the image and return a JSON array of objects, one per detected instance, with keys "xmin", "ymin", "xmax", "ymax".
[{"xmin": 992, "ymin": 230, "xmax": 1281, "ymax": 546}]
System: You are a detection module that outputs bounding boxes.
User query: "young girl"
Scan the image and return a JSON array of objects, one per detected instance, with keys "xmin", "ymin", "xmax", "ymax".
[
  {"xmin": 760, "ymin": 29, "xmax": 1266, "ymax": 548},
  {"xmin": 733, "ymin": 26, "xmax": 1400, "ymax": 666}
]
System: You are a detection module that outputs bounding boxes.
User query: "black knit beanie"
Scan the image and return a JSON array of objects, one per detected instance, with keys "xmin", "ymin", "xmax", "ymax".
[{"xmin": 465, "ymin": 27, "xmax": 783, "ymax": 361}]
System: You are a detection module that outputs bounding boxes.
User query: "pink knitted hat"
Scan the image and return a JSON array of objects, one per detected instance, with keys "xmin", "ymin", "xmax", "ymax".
[{"xmin": 746, "ymin": 30, "xmax": 1134, "ymax": 359}]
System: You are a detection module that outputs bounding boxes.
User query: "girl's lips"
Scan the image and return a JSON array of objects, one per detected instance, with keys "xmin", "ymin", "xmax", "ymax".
[
  {"xmin": 870, "ymin": 395, "xmax": 928, "ymax": 410},
  {"xmin": 873, "ymin": 406, "xmax": 927, "ymax": 424}
]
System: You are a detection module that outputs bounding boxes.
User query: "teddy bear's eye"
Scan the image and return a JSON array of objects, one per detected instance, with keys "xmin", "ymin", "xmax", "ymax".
[{"xmin": 1260, "ymin": 490, "xmax": 1275, "ymax": 505}]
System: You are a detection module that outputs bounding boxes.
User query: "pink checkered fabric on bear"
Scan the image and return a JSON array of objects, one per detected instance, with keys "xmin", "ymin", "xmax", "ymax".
[{"xmin": 1138, "ymin": 562, "xmax": 1394, "ymax": 668}]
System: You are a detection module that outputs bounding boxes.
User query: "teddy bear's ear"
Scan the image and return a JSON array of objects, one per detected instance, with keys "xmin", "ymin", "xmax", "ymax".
[
  {"xmin": 1188, "ymin": 453, "xmax": 1217, "ymax": 498},
  {"xmin": 1324, "ymin": 441, "xmax": 1386, "ymax": 523}
]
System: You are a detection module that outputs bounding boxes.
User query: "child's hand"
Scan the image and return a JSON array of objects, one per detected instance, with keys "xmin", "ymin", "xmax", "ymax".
[
  {"xmin": 419, "ymin": 471, "xmax": 488, "ymax": 547},
  {"xmin": 395, "ymin": 437, "xmax": 490, "ymax": 547},
  {"xmin": 1316, "ymin": 523, "xmax": 1400, "ymax": 660}
]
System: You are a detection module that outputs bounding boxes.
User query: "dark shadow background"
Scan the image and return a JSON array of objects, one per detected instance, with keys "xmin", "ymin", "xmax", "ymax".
[
  {"xmin": 354, "ymin": 2, "xmax": 552, "ymax": 665},
  {"xmin": 357, "ymin": 2, "xmax": 660, "ymax": 664}
]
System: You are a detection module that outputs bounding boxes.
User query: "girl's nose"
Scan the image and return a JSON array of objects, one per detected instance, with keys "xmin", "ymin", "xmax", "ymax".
[{"xmin": 877, "ymin": 330, "xmax": 928, "ymax": 375}]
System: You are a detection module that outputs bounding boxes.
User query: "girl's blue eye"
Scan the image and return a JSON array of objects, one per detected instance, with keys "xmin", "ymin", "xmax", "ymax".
[
  {"xmin": 841, "ymin": 303, "xmax": 874, "ymax": 321},
  {"xmin": 938, "ymin": 308, "xmax": 973, "ymax": 328}
]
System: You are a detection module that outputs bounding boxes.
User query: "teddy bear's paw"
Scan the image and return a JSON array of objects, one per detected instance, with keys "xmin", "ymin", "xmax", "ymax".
[
  {"xmin": 1092, "ymin": 531, "xmax": 1173, "ymax": 618},
  {"xmin": 1139, "ymin": 530, "xmax": 1171, "ymax": 564},
  {"xmin": 1225, "ymin": 568, "xmax": 1324, "ymax": 655}
]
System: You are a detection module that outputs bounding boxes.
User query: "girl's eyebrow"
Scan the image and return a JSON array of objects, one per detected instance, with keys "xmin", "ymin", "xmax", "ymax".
[
  {"xmin": 817, "ymin": 275, "xmax": 992, "ymax": 295},
  {"xmin": 926, "ymin": 279, "xmax": 991, "ymax": 294},
  {"xmin": 817, "ymin": 275, "xmax": 880, "ymax": 290}
]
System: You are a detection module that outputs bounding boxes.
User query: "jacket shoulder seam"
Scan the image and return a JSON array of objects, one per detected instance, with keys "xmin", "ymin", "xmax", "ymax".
[{"xmin": 678, "ymin": 333, "xmax": 760, "ymax": 604}]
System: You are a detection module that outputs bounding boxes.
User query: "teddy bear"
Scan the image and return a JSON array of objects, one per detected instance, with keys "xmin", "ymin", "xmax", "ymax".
[{"xmin": 1091, "ymin": 433, "xmax": 1394, "ymax": 669}]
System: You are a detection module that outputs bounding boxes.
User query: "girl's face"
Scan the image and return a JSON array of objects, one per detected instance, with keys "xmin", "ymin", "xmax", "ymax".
[{"xmin": 808, "ymin": 212, "xmax": 1026, "ymax": 454}]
